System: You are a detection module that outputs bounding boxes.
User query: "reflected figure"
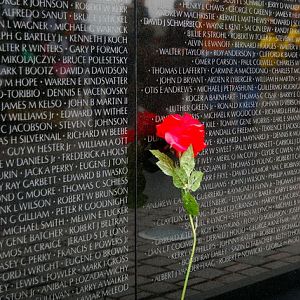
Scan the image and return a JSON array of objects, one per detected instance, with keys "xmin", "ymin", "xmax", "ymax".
[
  {"xmin": 137, "ymin": 0, "xmax": 156, "ymax": 88},
  {"xmin": 123, "ymin": 110, "xmax": 159, "ymax": 208},
  {"xmin": 159, "ymin": 0, "xmax": 190, "ymax": 113},
  {"xmin": 164, "ymin": 0, "xmax": 188, "ymax": 49},
  {"xmin": 126, "ymin": 0, "xmax": 156, "ymax": 118}
]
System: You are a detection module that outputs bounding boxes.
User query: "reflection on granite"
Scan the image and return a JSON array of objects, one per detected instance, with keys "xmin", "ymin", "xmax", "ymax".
[
  {"xmin": 0, "ymin": 0, "xmax": 135, "ymax": 298},
  {"xmin": 0, "ymin": 0, "xmax": 300, "ymax": 299},
  {"xmin": 137, "ymin": 0, "xmax": 300, "ymax": 299}
]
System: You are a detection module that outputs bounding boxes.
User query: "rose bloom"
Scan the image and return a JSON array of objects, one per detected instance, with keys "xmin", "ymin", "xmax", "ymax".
[{"xmin": 156, "ymin": 113, "xmax": 206, "ymax": 156}]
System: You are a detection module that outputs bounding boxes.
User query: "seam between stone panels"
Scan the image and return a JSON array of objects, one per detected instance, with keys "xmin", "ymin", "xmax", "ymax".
[{"xmin": 134, "ymin": 0, "xmax": 138, "ymax": 299}]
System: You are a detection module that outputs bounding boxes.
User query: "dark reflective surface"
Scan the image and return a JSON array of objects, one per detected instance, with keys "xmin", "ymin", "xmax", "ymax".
[
  {"xmin": 0, "ymin": 0, "xmax": 135, "ymax": 299},
  {"xmin": 0, "ymin": 0, "xmax": 300, "ymax": 299},
  {"xmin": 137, "ymin": 0, "xmax": 300, "ymax": 299}
]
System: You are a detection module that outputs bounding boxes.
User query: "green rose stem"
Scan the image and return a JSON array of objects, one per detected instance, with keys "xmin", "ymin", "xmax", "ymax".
[
  {"xmin": 150, "ymin": 145, "xmax": 204, "ymax": 300},
  {"xmin": 179, "ymin": 150, "xmax": 196, "ymax": 300},
  {"xmin": 181, "ymin": 214, "xmax": 197, "ymax": 300}
]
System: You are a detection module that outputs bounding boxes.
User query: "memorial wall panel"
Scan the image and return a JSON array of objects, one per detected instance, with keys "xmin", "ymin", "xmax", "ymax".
[
  {"xmin": 0, "ymin": 0, "xmax": 300, "ymax": 300},
  {"xmin": 0, "ymin": 0, "xmax": 135, "ymax": 299},
  {"xmin": 136, "ymin": 0, "xmax": 300, "ymax": 299}
]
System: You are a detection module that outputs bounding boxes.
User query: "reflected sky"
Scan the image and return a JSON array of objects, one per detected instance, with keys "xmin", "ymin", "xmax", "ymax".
[
  {"xmin": 86, "ymin": 0, "xmax": 199, "ymax": 29},
  {"xmin": 146, "ymin": 0, "xmax": 196, "ymax": 17}
]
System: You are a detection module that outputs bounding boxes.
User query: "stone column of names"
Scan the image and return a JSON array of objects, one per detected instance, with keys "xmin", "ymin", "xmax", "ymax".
[{"xmin": 0, "ymin": 0, "xmax": 133, "ymax": 299}]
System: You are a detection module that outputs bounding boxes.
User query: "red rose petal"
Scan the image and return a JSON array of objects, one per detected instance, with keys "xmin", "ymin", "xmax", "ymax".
[{"xmin": 155, "ymin": 113, "xmax": 206, "ymax": 157}]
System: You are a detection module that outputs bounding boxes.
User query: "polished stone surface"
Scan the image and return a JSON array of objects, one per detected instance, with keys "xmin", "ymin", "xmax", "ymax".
[{"xmin": 0, "ymin": 0, "xmax": 300, "ymax": 299}]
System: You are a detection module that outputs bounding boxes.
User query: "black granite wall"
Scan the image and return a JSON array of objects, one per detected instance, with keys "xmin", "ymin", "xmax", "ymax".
[{"xmin": 0, "ymin": 0, "xmax": 300, "ymax": 299}]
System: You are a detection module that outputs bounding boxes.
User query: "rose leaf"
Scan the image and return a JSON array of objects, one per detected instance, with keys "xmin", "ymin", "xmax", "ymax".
[
  {"xmin": 180, "ymin": 145, "xmax": 195, "ymax": 176},
  {"xmin": 150, "ymin": 150, "xmax": 174, "ymax": 166},
  {"xmin": 150, "ymin": 150, "xmax": 174, "ymax": 176},
  {"xmin": 172, "ymin": 167, "xmax": 188, "ymax": 189},
  {"xmin": 182, "ymin": 191, "xmax": 199, "ymax": 216},
  {"xmin": 156, "ymin": 161, "xmax": 174, "ymax": 176},
  {"xmin": 189, "ymin": 171, "xmax": 204, "ymax": 192}
]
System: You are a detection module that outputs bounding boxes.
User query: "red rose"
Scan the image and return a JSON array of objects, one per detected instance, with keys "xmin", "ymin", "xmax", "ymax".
[{"xmin": 156, "ymin": 113, "xmax": 206, "ymax": 156}]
